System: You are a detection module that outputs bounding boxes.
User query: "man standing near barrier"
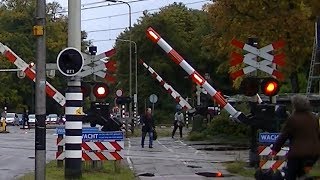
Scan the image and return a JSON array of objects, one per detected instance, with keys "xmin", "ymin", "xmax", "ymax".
[
  {"xmin": 141, "ymin": 108, "xmax": 154, "ymax": 148},
  {"xmin": 172, "ymin": 106, "xmax": 184, "ymax": 139}
]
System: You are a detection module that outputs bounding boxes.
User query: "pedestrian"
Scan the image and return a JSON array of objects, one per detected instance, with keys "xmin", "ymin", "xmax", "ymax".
[
  {"xmin": 22, "ymin": 108, "xmax": 30, "ymax": 129},
  {"xmin": 141, "ymin": 108, "xmax": 154, "ymax": 148},
  {"xmin": 14, "ymin": 113, "xmax": 19, "ymax": 126},
  {"xmin": 271, "ymin": 94, "xmax": 320, "ymax": 180},
  {"xmin": 172, "ymin": 107, "xmax": 184, "ymax": 138}
]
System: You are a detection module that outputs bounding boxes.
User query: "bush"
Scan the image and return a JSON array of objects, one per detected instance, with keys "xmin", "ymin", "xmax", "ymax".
[
  {"xmin": 188, "ymin": 131, "xmax": 207, "ymax": 141},
  {"xmin": 204, "ymin": 102, "xmax": 251, "ymax": 138}
]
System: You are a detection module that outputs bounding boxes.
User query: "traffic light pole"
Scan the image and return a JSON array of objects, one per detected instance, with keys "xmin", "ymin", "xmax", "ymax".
[
  {"xmin": 34, "ymin": 0, "xmax": 46, "ymax": 179},
  {"xmin": 65, "ymin": 0, "xmax": 82, "ymax": 179}
]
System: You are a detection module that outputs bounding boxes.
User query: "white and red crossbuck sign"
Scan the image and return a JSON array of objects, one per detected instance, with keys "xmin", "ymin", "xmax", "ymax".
[
  {"xmin": 79, "ymin": 48, "xmax": 117, "ymax": 83},
  {"xmin": 230, "ymin": 39, "xmax": 286, "ymax": 80}
]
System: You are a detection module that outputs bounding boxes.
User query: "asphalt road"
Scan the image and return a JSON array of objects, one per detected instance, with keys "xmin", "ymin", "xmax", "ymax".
[
  {"xmin": 124, "ymin": 135, "xmax": 251, "ymax": 180},
  {"xmin": 0, "ymin": 125, "xmax": 57, "ymax": 180},
  {"xmin": 0, "ymin": 125, "xmax": 253, "ymax": 180}
]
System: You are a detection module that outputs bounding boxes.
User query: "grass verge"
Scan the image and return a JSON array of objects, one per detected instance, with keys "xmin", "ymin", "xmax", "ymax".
[
  {"xmin": 18, "ymin": 160, "xmax": 135, "ymax": 180},
  {"xmin": 225, "ymin": 161, "xmax": 255, "ymax": 178}
]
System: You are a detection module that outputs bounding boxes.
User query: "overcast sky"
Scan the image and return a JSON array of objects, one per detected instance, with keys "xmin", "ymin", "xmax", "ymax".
[{"xmin": 48, "ymin": 0, "xmax": 210, "ymax": 53}]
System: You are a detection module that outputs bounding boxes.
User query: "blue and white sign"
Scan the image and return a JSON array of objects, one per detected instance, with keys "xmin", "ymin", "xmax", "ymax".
[
  {"xmin": 82, "ymin": 131, "xmax": 124, "ymax": 142},
  {"xmin": 259, "ymin": 133, "xmax": 280, "ymax": 143},
  {"xmin": 56, "ymin": 127, "xmax": 99, "ymax": 135}
]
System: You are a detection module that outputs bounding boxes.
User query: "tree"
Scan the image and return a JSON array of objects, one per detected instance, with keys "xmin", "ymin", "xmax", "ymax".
[
  {"xmin": 113, "ymin": 3, "xmax": 211, "ymax": 123},
  {"xmin": 0, "ymin": 0, "xmax": 89, "ymax": 113},
  {"xmin": 204, "ymin": 0, "xmax": 315, "ymax": 93}
]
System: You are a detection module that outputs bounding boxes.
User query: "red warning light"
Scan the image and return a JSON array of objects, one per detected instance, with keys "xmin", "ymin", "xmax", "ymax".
[{"xmin": 146, "ymin": 27, "xmax": 161, "ymax": 43}]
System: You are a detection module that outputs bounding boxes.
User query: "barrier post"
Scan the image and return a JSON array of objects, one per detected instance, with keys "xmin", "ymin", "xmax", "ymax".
[{"xmin": 57, "ymin": 134, "xmax": 64, "ymax": 167}]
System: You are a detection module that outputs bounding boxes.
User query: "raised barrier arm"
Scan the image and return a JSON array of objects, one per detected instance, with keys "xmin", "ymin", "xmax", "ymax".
[
  {"xmin": 140, "ymin": 59, "xmax": 193, "ymax": 111},
  {"xmin": 146, "ymin": 27, "xmax": 248, "ymax": 123}
]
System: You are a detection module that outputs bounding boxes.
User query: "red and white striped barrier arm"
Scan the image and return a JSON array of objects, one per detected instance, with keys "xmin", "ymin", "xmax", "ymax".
[
  {"xmin": 0, "ymin": 42, "xmax": 66, "ymax": 106},
  {"xmin": 146, "ymin": 27, "xmax": 247, "ymax": 123},
  {"xmin": 140, "ymin": 59, "xmax": 193, "ymax": 111}
]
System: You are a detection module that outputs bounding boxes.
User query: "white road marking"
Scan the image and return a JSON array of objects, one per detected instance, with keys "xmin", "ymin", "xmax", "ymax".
[{"xmin": 126, "ymin": 138, "xmax": 134, "ymax": 170}]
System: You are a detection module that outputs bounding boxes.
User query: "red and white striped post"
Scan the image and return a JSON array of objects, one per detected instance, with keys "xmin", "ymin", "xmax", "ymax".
[{"xmin": 146, "ymin": 27, "xmax": 248, "ymax": 123}]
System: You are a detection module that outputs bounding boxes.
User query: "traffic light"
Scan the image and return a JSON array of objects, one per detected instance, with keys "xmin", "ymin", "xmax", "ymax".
[
  {"xmin": 248, "ymin": 104, "xmax": 286, "ymax": 132},
  {"xmin": 116, "ymin": 96, "xmax": 132, "ymax": 105},
  {"xmin": 83, "ymin": 102, "xmax": 122, "ymax": 131},
  {"xmin": 240, "ymin": 77, "xmax": 259, "ymax": 96},
  {"xmin": 56, "ymin": 47, "xmax": 84, "ymax": 76},
  {"xmin": 261, "ymin": 77, "xmax": 280, "ymax": 97},
  {"xmin": 240, "ymin": 77, "xmax": 280, "ymax": 97},
  {"xmin": 93, "ymin": 82, "xmax": 109, "ymax": 99}
]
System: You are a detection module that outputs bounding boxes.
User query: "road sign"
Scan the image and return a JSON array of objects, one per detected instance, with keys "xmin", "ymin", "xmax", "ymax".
[
  {"xmin": 259, "ymin": 132, "xmax": 280, "ymax": 143},
  {"xmin": 230, "ymin": 39, "xmax": 285, "ymax": 80},
  {"xmin": 116, "ymin": 89, "xmax": 123, "ymax": 97},
  {"xmin": 57, "ymin": 47, "xmax": 84, "ymax": 76},
  {"xmin": 149, "ymin": 94, "xmax": 158, "ymax": 103},
  {"xmin": 79, "ymin": 48, "xmax": 116, "ymax": 83},
  {"xmin": 82, "ymin": 131, "xmax": 124, "ymax": 142},
  {"xmin": 56, "ymin": 127, "xmax": 99, "ymax": 135}
]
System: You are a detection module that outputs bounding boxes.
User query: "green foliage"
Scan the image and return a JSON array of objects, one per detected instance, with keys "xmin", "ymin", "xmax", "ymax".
[
  {"xmin": 225, "ymin": 161, "xmax": 255, "ymax": 177},
  {"xmin": 0, "ymin": 0, "xmax": 88, "ymax": 113},
  {"xmin": 205, "ymin": 0, "xmax": 316, "ymax": 92},
  {"xmin": 114, "ymin": 3, "xmax": 211, "ymax": 116},
  {"xmin": 205, "ymin": 111, "xmax": 250, "ymax": 137},
  {"xmin": 203, "ymin": 102, "xmax": 250, "ymax": 138}
]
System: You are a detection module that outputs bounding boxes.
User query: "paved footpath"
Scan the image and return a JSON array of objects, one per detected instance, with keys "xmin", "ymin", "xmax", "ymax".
[{"xmin": 124, "ymin": 136, "xmax": 253, "ymax": 180}]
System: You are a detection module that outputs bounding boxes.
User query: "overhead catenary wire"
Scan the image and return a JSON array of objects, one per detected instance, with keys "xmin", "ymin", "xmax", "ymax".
[{"xmin": 57, "ymin": 0, "xmax": 210, "ymax": 15}]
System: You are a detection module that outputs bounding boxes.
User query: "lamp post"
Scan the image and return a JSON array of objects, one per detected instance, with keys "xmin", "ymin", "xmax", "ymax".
[{"xmin": 105, "ymin": 0, "xmax": 132, "ymax": 133}]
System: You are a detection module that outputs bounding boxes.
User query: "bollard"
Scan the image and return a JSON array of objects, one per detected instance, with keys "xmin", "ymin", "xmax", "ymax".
[{"xmin": 57, "ymin": 134, "xmax": 64, "ymax": 167}]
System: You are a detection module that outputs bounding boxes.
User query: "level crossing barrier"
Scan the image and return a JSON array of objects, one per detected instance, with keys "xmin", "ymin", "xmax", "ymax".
[{"xmin": 55, "ymin": 127, "xmax": 124, "ymax": 167}]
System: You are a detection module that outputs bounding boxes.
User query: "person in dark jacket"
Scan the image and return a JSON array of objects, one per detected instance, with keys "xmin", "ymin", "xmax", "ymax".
[
  {"xmin": 271, "ymin": 94, "xmax": 320, "ymax": 180},
  {"xmin": 141, "ymin": 108, "xmax": 154, "ymax": 148},
  {"xmin": 22, "ymin": 108, "xmax": 30, "ymax": 129}
]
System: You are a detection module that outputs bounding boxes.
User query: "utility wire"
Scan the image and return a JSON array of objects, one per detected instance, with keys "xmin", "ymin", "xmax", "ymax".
[
  {"xmin": 86, "ymin": 27, "xmax": 127, "ymax": 33},
  {"xmin": 82, "ymin": 0, "xmax": 210, "ymax": 22},
  {"xmin": 58, "ymin": 0, "xmax": 210, "ymax": 14},
  {"xmin": 81, "ymin": 0, "xmax": 151, "ymax": 7}
]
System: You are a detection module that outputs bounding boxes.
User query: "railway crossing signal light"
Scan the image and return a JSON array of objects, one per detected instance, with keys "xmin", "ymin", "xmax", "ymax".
[
  {"xmin": 240, "ymin": 77, "xmax": 259, "ymax": 96},
  {"xmin": 93, "ymin": 83, "xmax": 109, "ymax": 99},
  {"xmin": 261, "ymin": 78, "xmax": 280, "ymax": 97},
  {"xmin": 240, "ymin": 77, "xmax": 280, "ymax": 97},
  {"xmin": 116, "ymin": 96, "xmax": 132, "ymax": 105}
]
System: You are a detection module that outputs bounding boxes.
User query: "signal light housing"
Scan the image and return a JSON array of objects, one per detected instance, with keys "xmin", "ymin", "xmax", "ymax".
[
  {"xmin": 261, "ymin": 77, "xmax": 280, "ymax": 97},
  {"xmin": 240, "ymin": 77, "xmax": 259, "ymax": 96},
  {"xmin": 93, "ymin": 82, "xmax": 109, "ymax": 99}
]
